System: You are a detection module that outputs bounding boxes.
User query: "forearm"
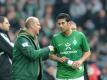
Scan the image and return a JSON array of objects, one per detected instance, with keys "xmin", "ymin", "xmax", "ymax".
[
  {"xmin": 49, "ymin": 54, "xmax": 61, "ymax": 62},
  {"xmin": 49, "ymin": 54, "xmax": 69, "ymax": 63},
  {"xmin": 49, "ymin": 54, "xmax": 74, "ymax": 67},
  {"xmin": 21, "ymin": 47, "xmax": 50, "ymax": 60},
  {"xmin": 80, "ymin": 51, "xmax": 91, "ymax": 63}
]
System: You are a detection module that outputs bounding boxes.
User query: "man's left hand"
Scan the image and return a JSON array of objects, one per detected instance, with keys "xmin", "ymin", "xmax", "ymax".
[{"xmin": 72, "ymin": 60, "xmax": 83, "ymax": 69}]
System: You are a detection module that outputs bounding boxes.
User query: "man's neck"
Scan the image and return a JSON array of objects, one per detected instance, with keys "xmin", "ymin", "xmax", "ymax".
[
  {"xmin": 26, "ymin": 29, "xmax": 36, "ymax": 37},
  {"xmin": 0, "ymin": 29, "xmax": 7, "ymax": 34},
  {"xmin": 63, "ymin": 30, "xmax": 72, "ymax": 36}
]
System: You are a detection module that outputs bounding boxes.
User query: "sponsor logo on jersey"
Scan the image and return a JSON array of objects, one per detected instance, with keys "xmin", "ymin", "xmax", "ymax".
[
  {"xmin": 60, "ymin": 50, "xmax": 77, "ymax": 54},
  {"xmin": 65, "ymin": 42, "xmax": 71, "ymax": 50}
]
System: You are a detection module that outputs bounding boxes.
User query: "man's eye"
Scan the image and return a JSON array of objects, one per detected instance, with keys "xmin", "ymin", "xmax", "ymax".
[
  {"xmin": 58, "ymin": 23, "xmax": 60, "ymax": 25},
  {"xmin": 62, "ymin": 22, "xmax": 65, "ymax": 24}
]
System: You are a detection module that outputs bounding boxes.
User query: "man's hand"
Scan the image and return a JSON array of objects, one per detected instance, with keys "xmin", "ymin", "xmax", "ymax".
[
  {"xmin": 72, "ymin": 60, "xmax": 83, "ymax": 69},
  {"xmin": 57, "ymin": 56, "xmax": 69, "ymax": 63},
  {"xmin": 48, "ymin": 45, "xmax": 54, "ymax": 52}
]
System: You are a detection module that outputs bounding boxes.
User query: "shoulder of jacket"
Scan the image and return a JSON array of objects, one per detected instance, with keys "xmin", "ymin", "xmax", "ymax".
[{"xmin": 16, "ymin": 34, "xmax": 30, "ymax": 43}]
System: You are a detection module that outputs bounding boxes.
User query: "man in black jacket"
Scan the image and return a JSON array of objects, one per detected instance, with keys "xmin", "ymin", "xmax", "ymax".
[{"xmin": 0, "ymin": 16, "xmax": 13, "ymax": 80}]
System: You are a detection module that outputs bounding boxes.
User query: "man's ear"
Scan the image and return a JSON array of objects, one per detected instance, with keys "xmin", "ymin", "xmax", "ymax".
[
  {"xmin": 0, "ymin": 23, "xmax": 2, "ymax": 28},
  {"xmin": 68, "ymin": 21, "xmax": 72, "ymax": 26},
  {"xmin": 71, "ymin": 21, "xmax": 76, "ymax": 28},
  {"xmin": 30, "ymin": 24, "xmax": 34, "ymax": 29},
  {"xmin": 71, "ymin": 21, "xmax": 76, "ymax": 25}
]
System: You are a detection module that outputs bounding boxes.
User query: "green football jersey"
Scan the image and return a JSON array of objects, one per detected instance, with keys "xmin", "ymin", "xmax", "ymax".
[{"xmin": 51, "ymin": 31, "xmax": 90, "ymax": 79}]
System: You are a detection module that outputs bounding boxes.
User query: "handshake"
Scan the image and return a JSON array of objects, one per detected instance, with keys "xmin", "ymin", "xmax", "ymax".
[{"xmin": 48, "ymin": 45, "xmax": 54, "ymax": 52}]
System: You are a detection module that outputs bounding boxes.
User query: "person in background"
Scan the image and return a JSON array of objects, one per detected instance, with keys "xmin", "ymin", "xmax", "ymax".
[{"xmin": 0, "ymin": 16, "xmax": 13, "ymax": 80}]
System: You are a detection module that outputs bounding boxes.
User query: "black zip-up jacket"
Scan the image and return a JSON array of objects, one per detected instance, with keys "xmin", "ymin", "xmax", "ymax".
[{"xmin": 0, "ymin": 29, "xmax": 13, "ymax": 80}]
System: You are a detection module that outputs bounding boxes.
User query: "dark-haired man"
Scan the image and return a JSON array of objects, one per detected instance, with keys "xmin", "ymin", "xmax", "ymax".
[
  {"xmin": 50, "ymin": 13, "xmax": 91, "ymax": 80},
  {"xmin": 0, "ymin": 16, "xmax": 13, "ymax": 80}
]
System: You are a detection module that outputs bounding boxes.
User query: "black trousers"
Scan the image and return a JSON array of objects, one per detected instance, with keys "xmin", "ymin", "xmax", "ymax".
[
  {"xmin": 84, "ymin": 62, "xmax": 89, "ymax": 80},
  {"xmin": 0, "ymin": 54, "xmax": 11, "ymax": 80}
]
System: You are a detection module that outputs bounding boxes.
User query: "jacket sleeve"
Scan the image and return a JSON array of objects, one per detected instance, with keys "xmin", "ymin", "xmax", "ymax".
[
  {"xmin": 16, "ymin": 36, "xmax": 50, "ymax": 60},
  {"xmin": 0, "ymin": 35, "xmax": 13, "ymax": 59}
]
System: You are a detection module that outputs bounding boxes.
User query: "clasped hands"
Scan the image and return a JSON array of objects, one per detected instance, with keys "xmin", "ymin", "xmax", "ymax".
[{"xmin": 57, "ymin": 56, "xmax": 83, "ymax": 69}]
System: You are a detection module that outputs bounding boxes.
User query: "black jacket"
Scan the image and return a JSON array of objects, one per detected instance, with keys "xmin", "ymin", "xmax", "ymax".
[{"xmin": 0, "ymin": 29, "xmax": 13, "ymax": 80}]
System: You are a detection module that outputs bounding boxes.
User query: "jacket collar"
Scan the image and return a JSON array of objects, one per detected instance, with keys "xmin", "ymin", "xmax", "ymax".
[{"xmin": 19, "ymin": 29, "xmax": 35, "ymax": 40}]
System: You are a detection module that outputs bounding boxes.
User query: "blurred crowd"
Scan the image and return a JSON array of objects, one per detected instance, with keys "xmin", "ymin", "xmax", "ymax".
[{"xmin": 0, "ymin": 0, "xmax": 107, "ymax": 80}]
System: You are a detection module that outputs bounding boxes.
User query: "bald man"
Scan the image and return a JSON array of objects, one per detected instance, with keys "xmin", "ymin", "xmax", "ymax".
[{"xmin": 12, "ymin": 17, "xmax": 54, "ymax": 80}]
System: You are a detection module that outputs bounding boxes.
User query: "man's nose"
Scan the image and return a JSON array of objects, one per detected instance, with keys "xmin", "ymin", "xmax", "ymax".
[
  {"xmin": 39, "ymin": 26, "xmax": 41, "ymax": 30},
  {"xmin": 59, "ymin": 24, "xmax": 63, "ymax": 28},
  {"xmin": 8, "ymin": 23, "xmax": 10, "ymax": 27}
]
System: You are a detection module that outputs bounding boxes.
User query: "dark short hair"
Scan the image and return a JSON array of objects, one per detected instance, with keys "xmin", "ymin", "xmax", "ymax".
[
  {"xmin": 0, "ymin": 16, "xmax": 4, "ymax": 23},
  {"xmin": 56, "ymin": 13, "xmax": 71, "ymax": 22}
]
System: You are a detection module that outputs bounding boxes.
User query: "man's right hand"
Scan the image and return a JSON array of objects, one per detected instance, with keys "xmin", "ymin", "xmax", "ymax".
[
  {"xmin": 48, "ymin": 45, "xmax": 54, "ymax": 52},
  {"xmin": 57, "ymin": 56, "xmax": 69, "ymax": 63}
]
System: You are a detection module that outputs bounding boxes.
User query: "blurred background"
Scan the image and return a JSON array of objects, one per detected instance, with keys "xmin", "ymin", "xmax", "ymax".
[{"xmin": 0, "ymin": 0, "xmax": 107, "ymax": 80}]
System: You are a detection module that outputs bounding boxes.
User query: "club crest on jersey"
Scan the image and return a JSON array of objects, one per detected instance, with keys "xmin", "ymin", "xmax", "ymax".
[
  {"xmin": 65, "ymin": 42, "xmax": 71, "ymax": 50},
  {"xmin": 73, "ymin": 40, "xmax": 77, "ymax": 45}
]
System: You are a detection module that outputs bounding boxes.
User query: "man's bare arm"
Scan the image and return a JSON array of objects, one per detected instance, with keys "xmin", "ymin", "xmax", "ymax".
[
  {"xmin": 72, "ymin": 51, "xmax": 91, "ymax": 69},
  {"xmin": 49, "ymin": 54, "xmax": 68, "ymax": 63}
]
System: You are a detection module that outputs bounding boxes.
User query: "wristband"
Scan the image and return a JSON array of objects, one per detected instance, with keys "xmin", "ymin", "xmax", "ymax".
[{"xmin": 67, "ymin": 60, "xmax": 73, "ymax": 66}]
